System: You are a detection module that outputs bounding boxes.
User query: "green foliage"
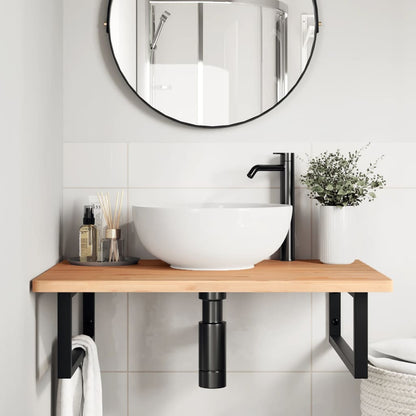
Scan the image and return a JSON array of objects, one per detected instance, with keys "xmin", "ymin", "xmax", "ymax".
[{"xmin": 300, "ymin": 144, "xmax": 386, "ymax": 206}]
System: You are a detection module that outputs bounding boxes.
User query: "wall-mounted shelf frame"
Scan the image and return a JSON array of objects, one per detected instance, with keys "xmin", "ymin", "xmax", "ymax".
[
  {"xmin": 33, "ymin": 260, "xmax": 392, "ymax": 384},
  {"xmin": 58, "ymin": 293, "xmax": 95, "ymax": 378},
  {"xmin": 329, "ymin": 292, "xmax": 368, "ymax": 378}
]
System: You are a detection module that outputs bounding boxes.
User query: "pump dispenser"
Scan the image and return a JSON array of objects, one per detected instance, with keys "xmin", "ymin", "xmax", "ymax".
[{"xmin": 79, "ymin": 205, "xmax": 97, "ymax": 262}]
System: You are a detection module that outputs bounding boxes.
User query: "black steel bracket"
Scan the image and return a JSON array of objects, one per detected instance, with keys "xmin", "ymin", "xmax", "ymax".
[
  {"xmin": 56, "ymin": 291, "xmax": 368, "ymax": 382},
  {"xmin": 329, "ymin": 292, "xmax": 368, "ymax": 378},
  {"xmin": 57, "ymin": 293, "xmax": 95, "ymax": 379}
]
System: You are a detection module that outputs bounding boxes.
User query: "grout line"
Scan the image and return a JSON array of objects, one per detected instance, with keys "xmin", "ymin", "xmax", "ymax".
[
  {"xmin": 63, "ymin": 186, "xmax": 286, "ymax": 190},
  {"xmin": 126, "ymin": 292, "xmax": 130, "ymax": 416},
  {"xmin": 125, "ymin": 136, "xmax": 130, "ymax": 413},
  {"xmin": 309, "ymin": 141, "xmax": 314, "ymax": 416},
  {"xmin": 62, "ymin": 186, "xmax": 416, "ymax": 190},
  {"xmin": 118, "ymin": 186, "xmax": 299, "ymax": 190},
  {"xmin": 127, "ymin": 142, "xmax": 130, "ymax": 189},
  {"xmin": 125, "ymin": 136, "xmax": 130, "ymax": 416},
  {"xmin": 126, "ymin": 143, "xmax": 130, "ymax": 256},
  {"xmin": 101, "ymin": 370, "xmax": 130, "ymax": 373},
  {"xmin": 311, "ymin": 367, "xmax": 313, "ymax": 416},
  {"xmin": 310, "ymin": 293, "xmax": 313, "ymax": 416},
  {"xmin": 100, "ymin": 370, "xmax": 349, "ymax": 374},
  {"xmin": 64, "ymin": 187, "xmax": 129, "ymax": 190},
  {"xmin": 310, "ymin": 195, "xmax": 313, "ymax": 258}
]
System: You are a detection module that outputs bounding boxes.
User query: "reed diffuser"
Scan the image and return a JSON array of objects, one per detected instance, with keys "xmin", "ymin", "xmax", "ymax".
[{"xmin": 97, "ymin": 191, "xmax": 124, "ymax": 262}]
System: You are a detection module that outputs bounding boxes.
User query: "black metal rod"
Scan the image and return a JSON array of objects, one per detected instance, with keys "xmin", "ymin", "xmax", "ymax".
[
  {"xmin": 57, "ymin": 293, "xmax": 95, "ymax": 379},
  {"xmin": 71, "ymin": 348, "xmax": 86, "ymax": 375},
  {"xmin": 199, "ymin": 292, "xmax": 226, "ymax": 389},
  {"xmin": 58, "ymin": 293, "xmax": 73, "ymax": 378},
  {"xmin": 353, "ymin": 293, "xmax": 368, "ymax": 378},
  {"xmin": 247, "ymin": 164, "xmax": 284, "ymax": 178},
  {"xmin": 329, "ymin": 292, "xmax": 368, "ymax": 379},
  {"xmin": 83, "ymin": 293, "xmax": 95, "ymax": 339},
  {"xmin": 329, "ymin": 292, "xmax": 341, "ymax": 338},
  {"xmin": 276, "ymin": 152, "xmax": 295, "ymax": 261}
]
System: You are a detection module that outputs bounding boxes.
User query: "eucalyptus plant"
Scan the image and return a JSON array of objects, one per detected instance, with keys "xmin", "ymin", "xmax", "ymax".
[{"xmin": 300, "ymin": 144, "xmax": 386, "ymax": 206}]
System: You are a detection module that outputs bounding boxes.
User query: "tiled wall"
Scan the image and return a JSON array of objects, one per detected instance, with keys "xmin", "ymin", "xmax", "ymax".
[
  {"xmin": 63, "ymin": 141, "xmax": 416, "ymax": 416},
  {"xmin": 62, "ymin": 0, "xmax": 416, "ymax": 413}
]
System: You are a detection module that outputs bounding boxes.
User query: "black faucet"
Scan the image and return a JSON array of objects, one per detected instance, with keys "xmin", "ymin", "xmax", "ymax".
[{"xmin": 247, "ymin": 152, "xmax": 295, "ymax": 261}]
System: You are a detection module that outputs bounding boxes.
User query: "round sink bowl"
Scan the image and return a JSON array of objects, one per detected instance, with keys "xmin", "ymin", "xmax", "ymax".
[{"xmin": 132, "ymin": 203, "xmax": 292, "ymax": 271}]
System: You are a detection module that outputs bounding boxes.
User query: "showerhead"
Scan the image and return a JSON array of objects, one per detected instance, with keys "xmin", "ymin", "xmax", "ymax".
[
  {"xmin": 161, "ymin": 10, "xmax": 171, "ymax": 22},
  {"xmin": 150, "ymin": 10, "xmax": 172, "ymax": 50}
]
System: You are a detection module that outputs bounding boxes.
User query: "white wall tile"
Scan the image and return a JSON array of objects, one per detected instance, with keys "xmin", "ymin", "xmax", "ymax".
[
  {"xmin": 128, "ymin": 293, "xmax": 311, "ymax": 372},
  {"xmin": 128, "ymin": 142, "xmax": 310, "ymax": 188},
  {"xmin": 311, "ymin": 142, "xmax": 416, "ymax": 189},
  {"xmin": 354, "ymin": 189, "xmax": 416, "ymax": 275},
  {"xmin": 312, "ymin": 373, "xmax": 360, "ymax": 416},
  {"xmin": 128, "ymin": 293, "xmax": 198, "ymax": 371},
  {"xmin": 102, "ymin": 373, "xmax": 128, "ymax": 416},
  {"xmin": 311, "ymin": 293, "xmax": 353, "ymax": 372},
  {"xmin": 227, "ymin": 293, "xmax": 311, "ymax": 371},
  {"xmin": 62, "ymin": 188, "xmax": 128, "ymax": 257},
  {"xmin": 63, "ymin": 143, "xmax": 127, "ymax": 188},
  {"xmin": 353, "ymin": 189, "xmax": 416, "ymax": 342},
  {"xmin": 129, "ymin": 372, "xmax": 310, "ymax": 416},
  {"xmin": 370, "ymin": 143, "xmax": 416, "ymax": 188},
  {"xmin": 96, "ymin": 294, "xmax": 128, "ymax": 371},
  {"xmin": 295, "ymin": 189, "xmax": 312, "ymax": 260}
]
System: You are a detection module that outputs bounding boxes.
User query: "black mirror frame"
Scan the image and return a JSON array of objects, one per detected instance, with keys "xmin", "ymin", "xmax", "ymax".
[{"xmin": 106, "ymin": 0, "xmax": 319, "ymax": 129}]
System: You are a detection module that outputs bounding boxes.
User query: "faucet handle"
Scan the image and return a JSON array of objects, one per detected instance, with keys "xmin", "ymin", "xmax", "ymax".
[{"xmin": 273, "ymin": 152, "xmax": 293, "ymax": 161}]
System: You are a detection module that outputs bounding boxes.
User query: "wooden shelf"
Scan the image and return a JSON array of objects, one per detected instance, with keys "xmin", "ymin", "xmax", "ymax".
[{"xmin": 31, "ymin": 259, "xmax": 392, "ymax": 293}]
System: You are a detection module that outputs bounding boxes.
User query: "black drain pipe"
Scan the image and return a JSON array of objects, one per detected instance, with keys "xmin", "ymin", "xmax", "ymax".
[{"xmin": 199, "ymin": 292, "xmax": 226, "ymax": 388}]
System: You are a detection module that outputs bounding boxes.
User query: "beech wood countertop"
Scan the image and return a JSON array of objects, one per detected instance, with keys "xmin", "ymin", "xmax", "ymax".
[{"xmin": 31, "ymin": 259, "xmax": 393, "ymax": 293}]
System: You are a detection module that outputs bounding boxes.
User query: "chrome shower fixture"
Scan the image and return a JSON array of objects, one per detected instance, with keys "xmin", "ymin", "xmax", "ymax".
[{"xmin": 150, "ymin": 10, "xmax": 171, "ymax": 50}]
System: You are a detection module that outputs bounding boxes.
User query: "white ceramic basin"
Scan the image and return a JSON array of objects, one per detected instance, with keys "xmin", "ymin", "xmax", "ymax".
[{"xmin": 132, "ymin": 203, "xmax": 292, "ymax": 271}]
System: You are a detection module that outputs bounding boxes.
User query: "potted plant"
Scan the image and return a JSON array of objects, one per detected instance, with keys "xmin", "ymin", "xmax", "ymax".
[{"xmin": 300, "ymin": 145, "xmax": 386, "ymax": 264}]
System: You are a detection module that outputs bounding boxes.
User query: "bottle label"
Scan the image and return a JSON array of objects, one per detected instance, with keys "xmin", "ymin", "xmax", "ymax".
[{"xmin": 80, "ymin": 228, "xmax": 93, "ymax": 257}]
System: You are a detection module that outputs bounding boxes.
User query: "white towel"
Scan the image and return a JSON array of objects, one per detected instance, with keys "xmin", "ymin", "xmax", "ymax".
[
  {"xmin": 368, "ymin": 338, "xmax": 416, "ymax": 375},
  {"xmin": 57, "ymin": 335, "xmax": 103, "ymax": 416}
]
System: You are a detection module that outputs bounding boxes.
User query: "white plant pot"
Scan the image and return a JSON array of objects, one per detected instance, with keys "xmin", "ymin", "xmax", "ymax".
[{"xmin": 319, "ymin": 206, "xmax": 356, "ymax": 264}]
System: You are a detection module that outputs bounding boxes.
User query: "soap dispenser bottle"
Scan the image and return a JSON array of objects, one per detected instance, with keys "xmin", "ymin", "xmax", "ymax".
[{"xmin": 79, "ymin": 205, "xmax": 97, "ymax": 262}]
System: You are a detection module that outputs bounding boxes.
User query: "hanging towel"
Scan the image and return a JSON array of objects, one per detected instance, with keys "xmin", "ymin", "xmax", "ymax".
[
  {"xmin": 368, "ymin": 338, "xmax": 416, "ymax": 375},
  {"xmin": 57, "ymin": 335, "xmax": 103, "ymax": 416}
]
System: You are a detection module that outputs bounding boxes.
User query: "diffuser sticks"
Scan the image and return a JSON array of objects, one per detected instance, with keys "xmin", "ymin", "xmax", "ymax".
[{"xmin": 97, "ymin": 191, "xmax": 124, "ymax": 262}]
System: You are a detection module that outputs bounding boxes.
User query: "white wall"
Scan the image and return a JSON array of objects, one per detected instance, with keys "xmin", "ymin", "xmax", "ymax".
[
  {"xmin": 64, "ymin": 0, "xmax": 416, "ymax": 142},
  {"xmin": 0, "ymin": 0, "xmax": 62, "ymax": 414},
  {"xmin": 62, "ymin": 0, "xmax": 416, "ymax": 415}
]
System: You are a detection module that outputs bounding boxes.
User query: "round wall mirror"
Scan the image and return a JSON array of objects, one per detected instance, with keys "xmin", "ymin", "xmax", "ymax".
[{"xmin": 107, "ymin": 0, "xmax": 318, "ymax": 127}]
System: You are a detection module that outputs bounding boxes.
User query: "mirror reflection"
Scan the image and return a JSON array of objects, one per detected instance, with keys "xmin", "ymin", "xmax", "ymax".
[{"xmin": 109, "ymin": 0, "xmax": 317, "ymax": 126}]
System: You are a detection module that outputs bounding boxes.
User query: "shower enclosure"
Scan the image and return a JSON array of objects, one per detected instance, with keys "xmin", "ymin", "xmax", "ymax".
[{"xmin": 145, "ymin": 0, "xmax": 288, "ymax": 125}]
